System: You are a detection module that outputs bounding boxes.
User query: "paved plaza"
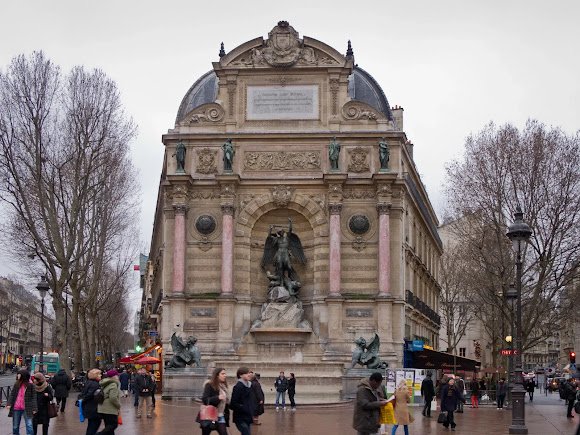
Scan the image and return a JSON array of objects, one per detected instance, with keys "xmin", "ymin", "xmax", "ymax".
[{"xmin": 1, "ymin": 393, "xmax": 578, "ymax": 435}]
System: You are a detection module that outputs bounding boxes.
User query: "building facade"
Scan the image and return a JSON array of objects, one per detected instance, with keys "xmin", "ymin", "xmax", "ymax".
[{"xmin": 143, "ymin": 22, "xmax": 442, "ymax": 392}]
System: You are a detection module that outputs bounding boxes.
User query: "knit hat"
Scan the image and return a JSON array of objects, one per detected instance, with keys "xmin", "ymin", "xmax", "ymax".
[{"xmin": 106, "ymin": 369, "xmax": 119, "ymax": 377}]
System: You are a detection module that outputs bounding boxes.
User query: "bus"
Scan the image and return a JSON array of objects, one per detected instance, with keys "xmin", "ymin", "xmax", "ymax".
[{"xmin": 31, "ymin": 352, "xmax": 61, "ymax": 378}]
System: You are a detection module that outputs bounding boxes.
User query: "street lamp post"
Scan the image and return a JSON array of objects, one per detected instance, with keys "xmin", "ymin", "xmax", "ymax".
[
  {"xmin": 506, "ymin": 207, "xmax": 532, "ymax": 434},
  {"xmin": 36, "ymin": 276, "xmax": 50, "ymax": 374}
]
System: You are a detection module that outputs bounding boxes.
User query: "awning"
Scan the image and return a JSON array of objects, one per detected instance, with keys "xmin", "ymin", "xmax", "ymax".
[{"xmin": 408, "ymin": 348, "xmax": 480, "ymax": 372}]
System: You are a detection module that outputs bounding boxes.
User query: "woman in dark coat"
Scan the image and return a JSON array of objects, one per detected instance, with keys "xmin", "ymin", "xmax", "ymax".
[
  {"xmin": 79, "ymin": 368, "xmax": 103, "ymax": 435},
  {"xmin": 32, "ymin": 372, "xmax": 54, "ymax": 435},
  {"xmin": 50, "ymin": 368, "xmax": 72, "ymax": 412},
  {"xmin": 441, "ymin": 378, "xmax": 465, "ymax": 431}
]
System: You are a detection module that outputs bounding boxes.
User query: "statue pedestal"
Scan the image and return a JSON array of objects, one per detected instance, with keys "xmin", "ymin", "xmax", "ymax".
[
  {"xmin": 162, "ymin": 367, "xmax": 208, "ymax": 400},
  {"xmin": 342, "ymin": 367, "xmax": 386, "ymax": 400}
]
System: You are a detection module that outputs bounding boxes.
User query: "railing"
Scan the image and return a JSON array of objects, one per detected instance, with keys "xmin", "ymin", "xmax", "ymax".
[{"xmin": 0, "ymin": 386, "xmax": 11, "ymax": 406}]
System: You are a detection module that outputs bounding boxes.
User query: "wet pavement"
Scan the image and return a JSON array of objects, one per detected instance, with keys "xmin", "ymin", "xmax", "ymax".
[{"xmin": 1, "ymin": 393, "xmax": 578, "ymax": 434}]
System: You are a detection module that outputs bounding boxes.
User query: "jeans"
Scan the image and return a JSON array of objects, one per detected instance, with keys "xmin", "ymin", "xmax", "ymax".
[
  {"xmin": 12, "ymin": 410, "xmax": 34, "ymax": 435},
  {"xmin": 235, "ymin": 421, "xmax": 251, "ymax": 435},
  {"xmin": 96, "ymin": 413, "xmax": 118, "ymax": 434},
  {"xmin": 275, "ymin": 391, "xmax": 286, "ymax": 407},
  {"xmin": 497, "ymin": 394, "xmax": 506, "ymax": 408},
  {"xmin": 443, "ymin": 410, "xmax": 456, "ymax": 428},
  {"xmin": 391, "ymin": 425, "xmax": 409, "ymax": 435}
]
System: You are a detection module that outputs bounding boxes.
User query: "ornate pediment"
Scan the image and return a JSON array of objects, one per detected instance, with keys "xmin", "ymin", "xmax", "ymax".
[
  {"xmin": 179, "ymin": 103, "xmax": 225, "ymax": 126},
  {"xmin": 222, "ymin": 21, "xmax": 344, "ymax": 69}
]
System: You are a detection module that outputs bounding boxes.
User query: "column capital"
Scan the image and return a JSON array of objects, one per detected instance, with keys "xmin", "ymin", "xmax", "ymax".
[
  {"xmin": 376, "ymin": 203, "xmax": 391, "ymax": 215},
  {"xmin": 221, "ymin": 204, "xmax": 235, "ymax": 216},
  {"xmin": 328, "ymin": 203, "xmax": 343, "ymax": 215},
  {"xmin": 173, "ymin": 204, "xmax": 189, "ymax": 215}
]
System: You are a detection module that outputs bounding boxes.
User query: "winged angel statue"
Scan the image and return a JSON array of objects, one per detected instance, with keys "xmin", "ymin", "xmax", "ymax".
[
  {"xmin": 260, "ymin": 218, "xmax": 307, "ymax": 300},
  {"xmin": 351, "ymin": 333, "xmax": 388, "ymax": 369},
  {"xmin": 166, "ymin": 332, "xmax": 202, "ymax": 368}
]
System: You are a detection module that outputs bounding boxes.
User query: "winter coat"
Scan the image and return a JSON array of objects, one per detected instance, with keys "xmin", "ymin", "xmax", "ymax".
[
  {"xmin": 33, "ymin": 384, "xmax": 54, "ymax": 425},
  {"xmin": 275, "ymin": 376, "xmax": 288, "ymax": 393},
  {"xmin": 393, "ymin": 387, "xmax": 412, "ymax": 425},
  {"xmin": 7, "ymin": 382, "xmax": 38, "ymax": 418},
  {"xmin": 119, "ymin": 372, "xmax": 130, "ymax": 390},
  {"xmin": 97, "ymin": 377, "xmax": 120, "ymax": 416},
  {"xmin": 135, "ymin": 373, "xmax": 154, "ymax": 397},
  {"xmin": 441, "ymin": 384, "xmax": 465, "ymax": 412},
  {"xmin": 352, "ymin": 378, "xmax": 383, "ymax": 433},
  {"xmin": 230, "ymin": 380, "xmax": 256, "ymax": 425},
  {"xmin": 251, "ymin": 380, "xmax": 265, "ymax": 416},
  {"xmin": 79, "ymin": 379, "xmax": 101, "ymax": 420},
  {"xmin": 50, "ymin": 370, "xmax": 72, "ymax": 398},
  {"xmin": 421, "ymin": 378, "xmax": 435, "ymax": 399},
  {"xmin": 201, "ymin": 382, "xmax": 230, "ymax": 425}
]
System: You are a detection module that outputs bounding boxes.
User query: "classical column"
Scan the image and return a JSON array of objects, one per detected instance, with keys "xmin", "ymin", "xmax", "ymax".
[
  {"xmin": 328, "ymin": 203, "xmax": 342, "ymax": 296},
  {"xmin": 377, "ymin": 203, "xmax": 391, "ymax": 296},
  {"xmin": 172, "ymin": 204, "xmax": 188, "ymax": 294},
  {"xmin": 220, "ymin": 204, "xmax": 235, "ymax": 295}
]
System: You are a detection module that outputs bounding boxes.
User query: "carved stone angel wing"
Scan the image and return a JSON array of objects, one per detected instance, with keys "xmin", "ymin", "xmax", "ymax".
[
  {"xmin": 287, "ymin": 233, "xmax": 307, "ymax": 265},
  {"xmin": 261, "ymin": 235, "xmax": 277, "ymax": 270}
]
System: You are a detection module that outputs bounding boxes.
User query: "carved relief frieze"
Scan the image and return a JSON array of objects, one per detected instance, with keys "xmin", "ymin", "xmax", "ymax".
[
  {"xmin": 347, "ymin": 147, "xmax": 370, "ymax": 173},
  {"xmin": 244, "ymin": 151, "xmax": 321, "ymax": 171},
  {"xmin": 182, "ymin": 103, "xmax": 224, "ymax": 125},
  {"xmin": 341, "ymin": 101, "xmax": 380, "ymax": 121},
  {"xmin": 271, "ymin": 185, "xmax": 293, "ymax": 207},
  {"xmin": 196, "ymin": 148, "xmax": 218, "ymax": 174}
]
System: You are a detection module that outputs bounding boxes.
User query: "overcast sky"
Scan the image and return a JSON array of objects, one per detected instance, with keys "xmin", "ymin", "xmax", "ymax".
[{"xmin": 1, "ymin": 1, "xmax": 579, "ymax": 301}]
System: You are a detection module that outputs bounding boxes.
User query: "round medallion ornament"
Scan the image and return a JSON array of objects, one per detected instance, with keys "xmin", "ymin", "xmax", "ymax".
[
  {"xmin": 195, "ymin": 215, "xmax": 216, "ymax": 235},
  {"xmin": 349, "ymin": 215, "xmax": 370, "ymax": 235}
]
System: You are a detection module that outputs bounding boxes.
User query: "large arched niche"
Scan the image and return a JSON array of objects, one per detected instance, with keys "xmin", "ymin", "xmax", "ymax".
[{"xmin": 249, "ymin": 209, "xmax": 315, "ymax": 303}]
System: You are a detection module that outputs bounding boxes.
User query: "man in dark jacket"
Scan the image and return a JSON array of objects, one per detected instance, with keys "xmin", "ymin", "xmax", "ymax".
[
  {"xmin": 274, "ymin": 371, "xmax": 288, "ymax": 410},
  {"xmin": 230, "ymin": 366, "xmax": 257, "ymax": 435},
  {"xmin": 441, "ymin": 378, "xmax": 466, "ymax": 431},
  {"xmin": 79, "ymin": 368, "xmax": 102, "ymax": 435},
  {"xmin": 352, "ymin": 372, "xmax": 387, "ymax": 435},
  {"xmin": 421, "ymin": 372, "xmax": 436, "ymax": 417},
  {"xmin": 50, "ymin": 368, "xmax": 72, "ymax": 412}
]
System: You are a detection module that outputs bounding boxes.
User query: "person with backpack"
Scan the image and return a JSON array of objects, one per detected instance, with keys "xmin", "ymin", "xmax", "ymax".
[
  {"xmin": 79, "ymin": 369, "xmax": 103, "ymax": 435},
  {"xmin": 97, "ymin": 369, "xmax": 121, "ymax": 434},
  {"xmin": 134, "ymin": 368, "xmax": 154, "ymax": 418}
]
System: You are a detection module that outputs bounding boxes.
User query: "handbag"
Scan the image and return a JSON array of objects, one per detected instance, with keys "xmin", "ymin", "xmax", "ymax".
[
  {"xmin": 437, "ymin": 411, "xmax": 447, "ymax": 424},
  {"xmin": 47, "ymin": 401, "xmax": 58, "ymax": 419}
]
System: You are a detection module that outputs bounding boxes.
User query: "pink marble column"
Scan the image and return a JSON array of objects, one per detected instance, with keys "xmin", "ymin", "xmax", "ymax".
[
  {"xmin": 377, "ymin": 203, "xmax": 391, "ymax": 296},
  {"xmin": 328, "ymin": 203, "xmax": 342, "ymax": 296},
  {"xmin": 220, "ymin": 205, "xmax": 235, "ymax": 295},
  {"xmin": 172, "ymin": 205, "xmax": 188, "ymax": 293}
]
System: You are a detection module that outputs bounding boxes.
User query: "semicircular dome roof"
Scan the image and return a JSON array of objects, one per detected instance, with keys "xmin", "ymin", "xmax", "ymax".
[{"xmin": 175, "ymin": 67, "xmax": 393, "ymax": 124}]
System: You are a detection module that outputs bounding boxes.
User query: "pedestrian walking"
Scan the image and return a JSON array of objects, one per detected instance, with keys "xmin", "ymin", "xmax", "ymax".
[
  {"xmin": 288, "ymin": 373, "xmax": 296, "ymax": 411},
  {"xmin": 249, "ymin": 371, "xmax": 264, "ymax": 425},
  {"xmin": 420, "ymin": 372, "xmax": 435, "ymax": 417},
  {"xmin": 392, "ymin": 380, "xmax": 413, "ymax": 435},
  {"xmin": 50, "ymin": 368, "xmax": 72, "ymax": 413},
  {"xmin": 352, "ymin": 372, "xmax": 387, "ymax": 435},
  {"xmin": 440, "ymin": 378, "xmax": 465, "ymax": 431},
  {"xmin": 134, "ymin": 368, "xmax": 154, "ymax": 418},
  {"xmin": 7, "ymin": 369, "xmax": 37, "ymax": 435},
  {"xmin": 200, "ymin": 367, "xmax": 230, "ymax": 435},
  {"xmin": 230, "ymin": 367, "xmax": 256, "ymax": 435},
  {"xmin": 118, "ymin": 369, "xmax": 129, "ymax": 398},
  {"xmin": 96, "ymin": 369, "xmax": 121, "ymax": 434},
  {"xmin": 32, "ymin": 372, "xmax": 54, "ymax": 435},
  {"xmin": 470, "ymin": 379, "xmax": 480, "ymax": 408},
  {"xmin": 496, "ymin": 378, "xmax": 508, "ymax": 410},
  {"xmin": 274, "ymin": 371, "xmax": 288, "ymax": 410},
  {"xmin": 79, "ymin": 368, "xmax": 103, "ymax": 435}
]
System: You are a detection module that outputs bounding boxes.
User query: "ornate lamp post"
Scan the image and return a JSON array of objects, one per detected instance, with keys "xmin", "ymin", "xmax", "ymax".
[
  {"xmin": 506, "ymin": 207, "xmax": 532, "ymax": 434},
  {"xmin": 36, "ymin": 276, "xmax": 50, "ymax": 373}
]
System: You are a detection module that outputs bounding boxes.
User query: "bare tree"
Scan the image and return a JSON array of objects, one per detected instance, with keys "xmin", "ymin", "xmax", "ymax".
[
  {"xmin": 444, "ymin": 120, "xmax": 580, "ymax": 357},
  {"xmin": 0, "ymin": 52, "xmax": 139, "ymax": 371}
]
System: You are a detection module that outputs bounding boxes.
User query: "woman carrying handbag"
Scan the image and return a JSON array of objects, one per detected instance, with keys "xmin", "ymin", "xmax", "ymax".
[
  {"xmin": 200, "ymin": 367, "xmax": 230, "ymax": 435},
  {"xmin": 32, "ymin": 372, "xmax": 55, "ymax": 435}
]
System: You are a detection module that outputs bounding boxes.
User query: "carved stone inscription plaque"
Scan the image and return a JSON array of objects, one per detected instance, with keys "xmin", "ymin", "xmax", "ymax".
[{"xmin": 247, "ymin": 85, "xmax": 319, "ymax": 120}]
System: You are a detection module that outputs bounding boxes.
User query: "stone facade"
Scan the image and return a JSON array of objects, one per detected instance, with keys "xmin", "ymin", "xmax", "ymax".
[{"xmin": 143, "ymin": 22, "xmax": 442, "ymax": 400}]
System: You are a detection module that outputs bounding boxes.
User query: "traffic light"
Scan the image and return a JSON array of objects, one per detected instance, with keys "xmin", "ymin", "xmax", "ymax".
[{"xmin": 570, "ymin": 351, "xmax": 576, "ymax": 364}]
